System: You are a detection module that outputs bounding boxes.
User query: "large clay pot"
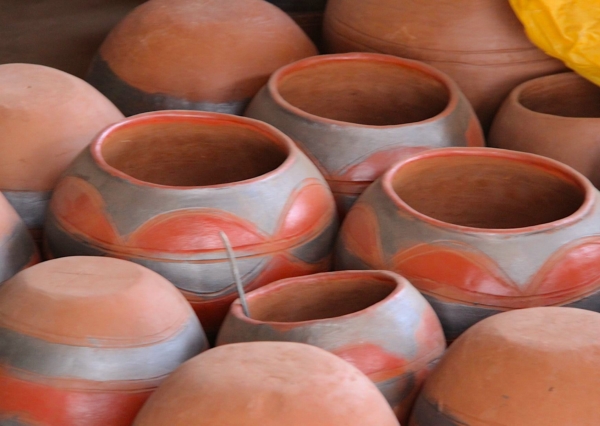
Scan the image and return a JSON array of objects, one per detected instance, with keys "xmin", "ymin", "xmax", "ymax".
[
  {"xmin": 489, "ymin": 72, "xmax": 600, "ymax": 187},
  {"xmin": 133, "ymin": 342, "xmax": 400, "ymax": 425},
  {"xmin": 217, "ymin": 270, "xmax": 445, "ymax": 423},
  {"xmin": 0, "ymin": 194, "xmax": 39, "ymax": 283},
  {"xmin": 322, "ymin": 0, "xmax": 566, "ymax": 131},
  {"xmin": 336, "ymin": 147, "xmax": 600, "ymax": 341},
  {"xmin": 266, "ymin": 0, "xmax": 328, "ymax": 47},
  {"xmin": 0, "ymin": 0, "xmax": 146, "ymax": 78},
  {"xmin": 45, "ymin": 111, "xmax": 338, "ymax": 337},
  {"xmin": 86, "ymin": 0, "xmax": 317, "ymax": 116},
  {"xmin": 0, "ymin": 256, "xmax": 207, "ymax": 426},
  {"xmin": 0, "ymin": 63, "xmax": 124, "ymax": 245},
  {"xmin": 410, "ymin": 307, "xmax": 600, "ymax": 425},
  {"xmin": 245, "ymin": 53, "xmax": 484, "ymax": 216}
]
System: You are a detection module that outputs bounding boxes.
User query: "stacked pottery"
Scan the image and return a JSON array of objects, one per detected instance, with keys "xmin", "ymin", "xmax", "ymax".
[
  {"xmin": 0, "ymin": 63, "xmax": 124, "ymax": 246},
  {"xmin": 45, "ymin": 111, "xmax": 338, "ymax": 337},
  {"xmin": 266, "ymin": 0, "xmax": 328, "ymax": 47},
  {"xmin": 217, "ymin": 270, "xmax": 446, "ymax": 423},
  {"xmin": 245, "ymin": 53, "xmax": 484, "ymax": 216},
  {"xmin": 0, "ymin": 194, "xmax": 38, "ymax": 283},
  {"xmin": 0, "ymin": 257, "xmax": 207, "ymax": 425},
  {"xmin": 410, "ymin": 307, "xmax": 600, "ymax": 425},
  {"xmin": 336, "ymin": 148, "xmax": 600, "ymax": 341},
  {"xmin": 86, "ymin": 0, "xmax": 317, "ymax": 116},
  {"xmin": 490, "ymin": 72, "xmax": 600, "ymax": 187},
  {"xmin": 322, "ymin": 0, "xmax": 566, "ymax": 130},
  {"xmin": 133, "ymin": 342, "xmax": 400, "ymax": 426}
]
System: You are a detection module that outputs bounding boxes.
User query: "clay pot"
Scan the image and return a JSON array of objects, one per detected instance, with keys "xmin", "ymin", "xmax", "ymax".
[
  {"xmin": 266, "ymin": 0, "xmax": 328, "ymax": 48},
  {"xmin": 489, "ymin": 72, "xmax": 600, "ymax": 187},
  {"xmin": 217, "ymin": 270, "xmax": 445, "ymax": 423},
  {"xmin": 336, "ymin": 147, "xmax": 600, "ymax": 341},
  {"xmin": 86, "ymin": 0, "xmax": 318, "ymax": 116},
  {"xmin": 410, "ymin": 307, "xmax": 600, "ymax": 425},
  {"xmin": 45, "ymin": 111, "xmax": 338, "ymax": 337},
  {"xmin": 0, "ymin": 194, "xmax": 39, "ymax": 283},
  {"xmin": 0, "ymin": 256, "xmax": 207, "ymax": 426},
  {"xmin": 133, "ymin": 341, "xmax": 400, "ymax": 425},
  {"xmin": 0, "ymin": 0, "xmax": 146, "ymax": 78},
  {"xmin": 245, "ymin": 53, "xmax": 484, "ymax": 216},
  {"xmin": 322, "ymin": 0, "xmax": 566, "ymax": 131},
  {"xmin": 0, "ymin": 63, "xmax": 124, "ymax": 245}
]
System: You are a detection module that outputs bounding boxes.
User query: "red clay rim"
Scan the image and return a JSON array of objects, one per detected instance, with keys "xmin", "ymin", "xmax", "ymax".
[
  {"xmin": 228, "ymin": 270, "xmax": 408, "ymax": 325},
  {"xmin": 267, "ymin": 52, "xmax": 460, "ymax": 128},
  {"xmin": 91, "ymin": 110, "xmax": 296, "ymax": 190},
  {"xmin": 382, "ymin": 147, "xmax": 595, "ymax": 235}
]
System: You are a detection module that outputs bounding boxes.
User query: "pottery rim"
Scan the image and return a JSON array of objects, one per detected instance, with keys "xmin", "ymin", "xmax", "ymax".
[
  {"xmin": 90, "ymin": 110, "xmax": 297, "ymax": 190},
  {"xmin": 265, "ymin": 52, "xmax": 460, "ymax": 129},
  {"xmin": 382, "ymin": 147, "xmax": 595, "ymax": 235}
]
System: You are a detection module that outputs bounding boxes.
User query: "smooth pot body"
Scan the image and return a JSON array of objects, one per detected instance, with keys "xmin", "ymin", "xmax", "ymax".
[
  {"xmin": 490, "ymin": 72, "xmax": 600, "ymax": 187},
  {"xmin": 0, "ymin": 257, "xmax": 207, "ymax": 426},
  {"xmin": 133, "ymin": 342, "xmax": 400, "ymax": 426},
  {"xmin": 86, "ymin": 0, "xmax": 317, "ymax": 116},
  {"xmin": 323, "ymin": 0, "xmax": 565, "ymax": 130},
  {"xmin": 217, "ymin": 270, "xmax": 445, "ymax": 423},
  {"xmin": 336, "ymin": 148, "xmax": 600, "ymax": 341},
  {"xmin": 45, "ymin": 111, "xmax": 338, "ymax": 336},
  {"xmin": 266, "ymin": 0, "xmax": 328, "ymax": 47},
  {"xmin": 245, "ymin": 53, "xmax": 484, "ymax": 217},
  {"xmin": 410, "ymin": 307, "xmax": 600, "ymax": 426}
]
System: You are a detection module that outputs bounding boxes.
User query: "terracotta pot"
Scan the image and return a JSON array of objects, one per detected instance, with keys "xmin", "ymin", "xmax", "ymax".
[
  {"xmin": 0, "ymin": 256, "xmax": 207, "ymax": 426},
  {"xmin": 410, "ymin": 307, "xmax": 600, "ymax": 425},
  {"xmin": 86, "ymin": 0, "xmax": 317, "ymax": 116},
  {"xmin": 45, "ymin": 111, "xmax": 338, "ymax": 337},
  {"xmin": 0, "ymin": 0, "xmax": 146, "ymax": 78},
  {"xmin": 0, "ymin": 63, "xmax": 124, "ymax": 246},
  {"xmin": 245, "ymin": 53, "xmax": 484, "ymax": 217},
  {"xmin": 133, "ymin": 341, "xmax": 400, "ymax": 425},
  {"xmin": 217, "ymin": 270, "xmax": 445, "ymax": 423},
  {"xmin": 336, "ymin": 147, "xmax": 600, "ymax": 341},
  {"xmin": 489, "ymin": 72, "xmax": 600, "ymax": 187},
  {"xmin": 322, "ymin": 0, "xmax": 566, "ymax": 131},
  {"xmin": 0, "ymin": 193, "xmax": 39, "ymax": 283},
  {"xmin": 266, "ymin": 0, "xmax": 328, "ymax": 48}
]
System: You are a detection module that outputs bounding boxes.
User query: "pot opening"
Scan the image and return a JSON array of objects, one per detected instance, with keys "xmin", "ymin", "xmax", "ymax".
[
  {"xmin": 391, "ymin": 155, "xmax": 586, "ymax": 229},
  {"xmin": 519, "ymin": 73, "xmax": 600, "ymax": 118},
  {"xmin": 248, "ymin": 275, "xmax": 396, "ymax": 322},
  {"xmin": 276, "ymin": 59, "xmax": 449, "ymax": 126},
  {"xmin": 101, "ymin": 120, "xmax": 289, "ymax": 186}
]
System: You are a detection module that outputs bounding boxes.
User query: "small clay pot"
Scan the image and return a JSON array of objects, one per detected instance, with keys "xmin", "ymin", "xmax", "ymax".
[
  {"xmin": 0, "ymin": 63, "xmax": 124, "ymax": 246},
  {"xmin": 217, "ymin": 270, "xmax": 445, "ymax": 423},
  {"xmin": 133, "ymin": 342, "xmax": 400, "ymax": 426},
  {"xmin": 245, "ymin": 53, "xmax": 484, "ymax": 216},
  {"xmin": 336, "ymin": 147, "xmax": 600, "ymax": 341},
  {"xmin": 410, "ymin": 307, "xmax": 600, "ymax": 425},
  {"xmin": 86, "ymin": 0, "xmax": 318, "ymax": 116},
  {"xmin": 322, "ymin": 0, "xmax": 566, "ymax": 131},
  {"xmin": 45, "ymin": 111, "xmax": 338, "ymax": 337},
  {"xmin": 489, "ymin": 72, "xmax": 600, "ymax": 187},
  {"xmin": 0, "ymin": 193, "xmax": 39, "ymax": 283},
  {"xmin": 0, "ymin": 256, "xmax": 207, "ymax": 426},
  {"xmin": 266, "ymin": 0, "xmax": 328, "ymax": 48}
]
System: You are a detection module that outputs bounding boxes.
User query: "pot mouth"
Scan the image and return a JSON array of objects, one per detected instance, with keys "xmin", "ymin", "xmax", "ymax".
[
  {"xmin": 268, "ymin": 53, "xmax": 455, "ymax": 128},
  {"xmin": 383, "ymin": 148, "xmax": 593, "ymax": 234},
  {"xmin": 92, "ymin": 111, "xmax": 292, "ymax": 189},
  {"xmin": 516, "ymin": 72, "xmax": 600, "ymax": 119},
  {"xmin": 240, "ymin": 271, "xmax": 401, "ymax": 323}
]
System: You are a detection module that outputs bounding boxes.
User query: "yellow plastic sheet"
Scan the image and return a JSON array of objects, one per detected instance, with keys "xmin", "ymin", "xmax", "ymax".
[{"xmin": 510, "ymin": 0, "xmax": 600, "ymax": 86}]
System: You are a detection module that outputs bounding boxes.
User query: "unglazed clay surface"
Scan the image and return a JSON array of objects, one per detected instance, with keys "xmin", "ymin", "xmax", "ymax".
[
  {"xmin": 217, "ymin": 270, "xmax": 445, "ymax": 423},
  {"xmin": 336, "ymin": 148, "xmax": 600, "ymax": 340}
]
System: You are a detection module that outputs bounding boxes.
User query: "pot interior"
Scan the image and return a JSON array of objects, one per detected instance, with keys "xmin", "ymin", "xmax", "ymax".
[
  {"xmin": 101, "ymin": 120, "xmax": 288, "ymax": 186},
  {"xmin": 248, "ymin": 275, "xmax": 396, "ymax": 322},
  {"xmin": 392, "ymin": 155, "xmax": 586, "ymax": 229},
  {"xmin": 519, "ymin": 73, "xmax": 600, "ymax": 118},
  {"xmin": 277, "ymin": 59, "xmax": 449, "ymax": 126}
]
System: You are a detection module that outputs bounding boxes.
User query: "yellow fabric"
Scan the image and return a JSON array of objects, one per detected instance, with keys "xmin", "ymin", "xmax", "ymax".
[{"xmin": 510, "ymin": 0, "xmax": 600, "ymax": 86}]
